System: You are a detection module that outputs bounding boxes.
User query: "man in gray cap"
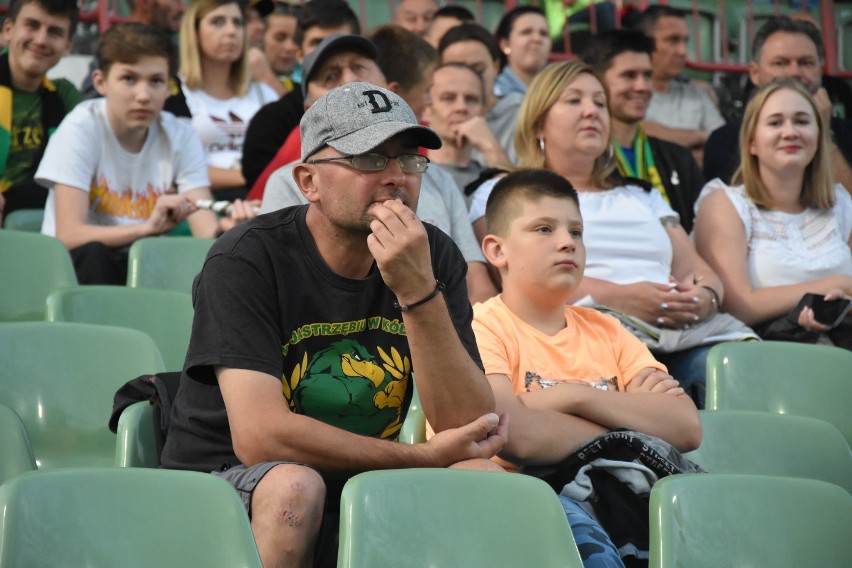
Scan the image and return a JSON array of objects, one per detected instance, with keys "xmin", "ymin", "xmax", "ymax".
[
  {"xmin": 162, "ymin": 82, "xmax": 506, "ymax": 567},
  {"xmin": 258, "ymin": 35, "xmax": 499, "ymax": 306}
]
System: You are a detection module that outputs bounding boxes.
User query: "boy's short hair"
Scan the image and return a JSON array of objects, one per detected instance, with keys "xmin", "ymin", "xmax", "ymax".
[
  {"xmin": 486, "ymin": 169, "xmax": 579, "ymax": 237},
  {"xmin": 294, "ymin": 0, "xmax": 360, "ymax": 49},
  {"xmin": 581, "ymin": 29, "xmax": 655, "ymax": 75},
  {"xmin": 370, "ymin": 24, "xmax": 438, "ymax": 92},
  {"xmin": 438, "ymin": 22, "xmax": 501, "ymax": 65},
  {"xmin": 433, "ymin": 5, "xmax": 475, "ymax": 22},
  {"xmin": 8, "ymin": 0, "xmax": 79, "ymax": 38},
  {"xmin": 632, "ymin": 5, "xmax": 685, "ymax": 37},
  {"xmin": 97, "ymin": 23, "xmax": 176, "ymax": 77}
]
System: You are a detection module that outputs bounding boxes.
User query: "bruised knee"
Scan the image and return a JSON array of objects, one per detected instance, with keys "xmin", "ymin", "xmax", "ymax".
[
  {"xmin": 248, "ymin": 465, "xmax": 327, "ymax": 567},
  {"xmin": 252, "ymin": 464, "xmax": 327, "ymax": 526}
]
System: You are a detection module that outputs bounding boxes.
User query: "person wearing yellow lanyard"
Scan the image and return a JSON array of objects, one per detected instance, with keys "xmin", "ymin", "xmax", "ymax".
[{"xmin": 582, "ymin": 29, "xmax": 704, "ymax": 232}]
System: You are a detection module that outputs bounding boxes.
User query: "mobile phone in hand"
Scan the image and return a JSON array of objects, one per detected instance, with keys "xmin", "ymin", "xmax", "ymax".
[{"xmin": 787, "ymin": 293, "xmax": 852, "ymax": 328}]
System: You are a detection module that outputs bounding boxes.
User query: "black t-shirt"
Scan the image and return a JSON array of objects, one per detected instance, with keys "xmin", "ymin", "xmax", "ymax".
[
  {"xmin": 646, "ymin": 136, "xmax": 705, "ymax": 234},
  {"xmin": 241, "ymin": 88, "xmax": 304, "ymax": 190},
  {"xmin": 703, "ymin": 120, "xmax": 741, "ymax": 185},
  {"xmin": 161, "ymin": 205, "xmax": 480, "ymax": 472}
]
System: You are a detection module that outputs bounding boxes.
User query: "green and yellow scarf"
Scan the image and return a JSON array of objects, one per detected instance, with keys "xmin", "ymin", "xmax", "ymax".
[
  {"xmin": 0, "ymin": 52, "xmax": 66, "ymax": 192},
  {"xmin": 614, "ymin": 128, "xmax": 669, "ymax": 204}
]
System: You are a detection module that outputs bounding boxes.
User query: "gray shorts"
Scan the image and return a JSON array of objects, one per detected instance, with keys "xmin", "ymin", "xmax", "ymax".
[
  {"xmin": 212, "ymin": 461, "xmax": 343, "ymax": 567},
  {"xmin": 211, "ymin": 461, "xmax": 308, "ymax": 518}
]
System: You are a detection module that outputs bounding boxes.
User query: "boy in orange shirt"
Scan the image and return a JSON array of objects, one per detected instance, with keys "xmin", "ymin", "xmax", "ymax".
[{"xmin": 474, "ymin": 169, "xmax": 701, "ymax": 566}]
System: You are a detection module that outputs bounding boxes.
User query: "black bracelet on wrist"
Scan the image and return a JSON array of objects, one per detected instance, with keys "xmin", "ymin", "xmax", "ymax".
[
  {"xmin": 394, "ymin": 280, "xmax": 446, "ymax": 312},
  {"xmin": 701, "ymin": 285, "xmax": 720, "ymax": 313}
]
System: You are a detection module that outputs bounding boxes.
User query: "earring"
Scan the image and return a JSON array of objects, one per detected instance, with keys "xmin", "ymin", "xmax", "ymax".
[
  {"xmin": 604, "ymin": 144, "xmax": 614, "ymax": 162},
  {"xmin": 504, "ymin": 48, "xmax": 511, "ymax": 55},
  {"xmin": 538, "ymin": 138, "xmax": 545, "ymax": 153}
]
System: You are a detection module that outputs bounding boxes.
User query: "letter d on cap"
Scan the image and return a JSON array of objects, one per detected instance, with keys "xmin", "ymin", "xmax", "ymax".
[{"xmin": 364, "ymin": 90, "xmax": 392, "ymax": 113}]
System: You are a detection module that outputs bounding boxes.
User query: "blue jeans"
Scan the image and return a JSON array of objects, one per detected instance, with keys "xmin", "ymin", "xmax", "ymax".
[
  {"xmin": 559, "ymin": 495, "xmax": 625, "ymax": 568},
  {"xmin": 655, "ymin": 344, "xmax": 712, "ymax": 409}
]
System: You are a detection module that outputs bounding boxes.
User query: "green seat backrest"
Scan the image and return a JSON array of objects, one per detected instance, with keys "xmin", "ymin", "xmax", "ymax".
[
  {"xmin": 398, "ymin": 380, "xmax": 425, "ymax": 444},
  {"xmin": 0, "ymin": 468, "xmax": 262, "ymax": 568},
  {"xmin": 706, "ymin": 341, "xmax": 852, "ymax": 445},
  {"xmin": 685, "ymin": 410, "xmax": 852, "ymax": 493},
  {"xmin": 3, "ymin": 208, "xmax": 44, "ymax": 232},
  {"xmin": 0, "ymin": 231, "xmax": 77, "ymax": 322},
  {"xmin": 46, "ymin": 286, "xmax": 194, "ymax": 371},
  {"xmin": 338, "ymin": 469, "xmax": 583, "ymax": 568},
  {"xmin": 649, "ymin": 473, "xmax": 852, "ymax": 567},
  {"xmin": 0, "ymin": 404, "xmax": 37, "ymax": 484},
  {"xmin": 114, "ymin": 401, "xmax": 160, "ymax": 468},
  {"xmin": 126, "ymin": 236, "xmax": 215, "ymax": 294},
  {"xmin": 0, "ymin": 322, "xmax": 164, "ymax": 470}
]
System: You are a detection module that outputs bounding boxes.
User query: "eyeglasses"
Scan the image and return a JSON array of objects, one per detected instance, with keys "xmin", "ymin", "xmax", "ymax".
[{"xmin": 307, "ymin": 153, "xmax": 430, "ymax": 174}]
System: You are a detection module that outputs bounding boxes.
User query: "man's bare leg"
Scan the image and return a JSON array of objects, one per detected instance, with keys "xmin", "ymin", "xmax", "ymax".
[{"xmin": 250, "ymin": 464, "xmax": 327, "ymax": 568}]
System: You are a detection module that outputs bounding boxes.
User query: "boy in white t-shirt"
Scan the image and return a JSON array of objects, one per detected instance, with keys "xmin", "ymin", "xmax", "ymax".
[
  {"xmin": 474, "ymin": 169, "xmax": 702, "ymax": 567},
  {"xmin": 37, "ymin": 22, "xmax": 255, "ymax": 284}
]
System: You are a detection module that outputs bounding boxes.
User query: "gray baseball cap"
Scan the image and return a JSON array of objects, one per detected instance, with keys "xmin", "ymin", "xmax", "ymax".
[
  {"xmin": 300, "ymin": 34, "xmax": 378, "ymax": 99},
  {"xmin": 300, "ymin": 82, "xmax": 442, "ymax": 161}
]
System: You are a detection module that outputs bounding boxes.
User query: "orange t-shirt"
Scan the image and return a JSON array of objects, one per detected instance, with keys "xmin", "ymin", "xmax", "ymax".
[
  {"xmin": 473, "ymin": 296, "xmax": 665, "ymax": 394},
  {"xmin": 472, "ymin": 296, "xmax": 666, "ymax": 471}
]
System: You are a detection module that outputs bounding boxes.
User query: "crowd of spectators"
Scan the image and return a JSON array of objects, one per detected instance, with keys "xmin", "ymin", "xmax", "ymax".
[{"xmin": 1, "ymin": 0, "xmax": 850, "ymax": 566}]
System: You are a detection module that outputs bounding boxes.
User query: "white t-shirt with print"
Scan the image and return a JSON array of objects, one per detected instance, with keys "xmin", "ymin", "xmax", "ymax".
[
  {"xmin": 36, "ymin": 98, "xmax": 210, "ymax": 236},
  {"xmin": 182, "ymin": 82, "xmax": 277, "ymax": 169}
]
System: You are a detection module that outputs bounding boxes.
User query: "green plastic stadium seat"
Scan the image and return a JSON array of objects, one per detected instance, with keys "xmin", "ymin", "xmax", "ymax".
[
  {"xmin": 46, "ymin": 285, "xmax": 193, "ymax": 371},
  {"xmin": 2, "ymin": 208, "xmax": 44, "ymax": 232},
  {"xmin": 0, "ymin": 230, "xmax": 76, "ymax": 322},
  {"xmin": 649, "ymin": 473, "xmax": 852, "ymax": 567},
  {"xmin": 114, "ymin": 401, "xmax": 160, "ymax": 468},
  {"xmin": 0, "ymin": 404, "xmax": 37, "ymax": 484},
  {"xmin": 0, "ymin": 322, "xmax": 164, "ymax": 470},
  {"xmin": 126, "ymin": 236, "xmax": 215, "ymax": 294},
  {"xmin": 398, "ymin": 380, "xmax": 425, "ymax": 444},
  {"xmin": 0, "ymin": 468, "xmax": 262, "ymax": 568},
  {"xmin": 685, "ymin": 410, "xmax": 852, "ymax": 493},
  {"xmin": 706, "ymin": 341, "xmax": 852, "ymax": 445},
  {"xmin": 338, "ymin": 468, "xmax": 583, "ymax": 568}
]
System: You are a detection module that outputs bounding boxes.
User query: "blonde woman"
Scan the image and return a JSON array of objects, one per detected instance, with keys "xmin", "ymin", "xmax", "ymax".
[
  {"xmin": 167, "ymin": 0, "xmax": 277, "ymax": 199},
  {"xmin": 694, "ymin": 79, "xmax": 852, "ymax": 347}
]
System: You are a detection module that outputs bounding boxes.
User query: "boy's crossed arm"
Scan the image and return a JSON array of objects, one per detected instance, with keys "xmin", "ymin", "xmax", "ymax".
[
  {"xmin": 487, "ymin": 374, "xmax": 608, "ymax": 466},
  {"xmin": 517, "ymin": 369, "xmax": 701, "ymax": 452}
]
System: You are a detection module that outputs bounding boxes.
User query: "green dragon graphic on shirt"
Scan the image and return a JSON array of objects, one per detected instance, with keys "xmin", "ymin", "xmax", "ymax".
[{"xmin": 282, "ymin": 339, "xmax": 410, "ymax": 439}]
